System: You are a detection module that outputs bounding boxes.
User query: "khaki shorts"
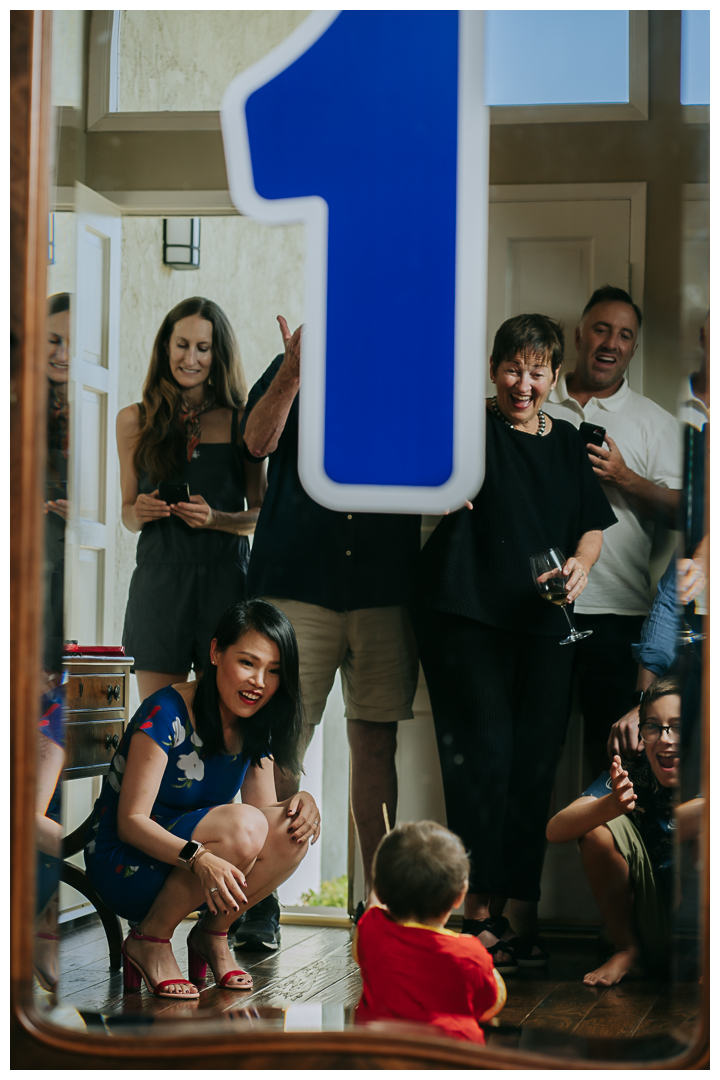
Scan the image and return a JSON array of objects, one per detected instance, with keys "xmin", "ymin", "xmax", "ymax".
[{"xmin": 263, "ymin": 598, "xmax": 419, "ymax": 725}]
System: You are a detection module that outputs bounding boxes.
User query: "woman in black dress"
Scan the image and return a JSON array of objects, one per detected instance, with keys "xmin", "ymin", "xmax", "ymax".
[
  {"xmin": 118, "ymin": 297, "xmax": 266, "ymax": 701},
  {"xmin": 412, "ymin": 314, "xmax": 617, "ymax": 973}
]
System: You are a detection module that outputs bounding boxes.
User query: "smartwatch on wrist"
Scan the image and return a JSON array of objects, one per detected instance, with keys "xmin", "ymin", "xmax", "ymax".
[
  {"xmin": 629, "ymin": 690, "xmax": 644, "ymax": 709},
  {"xmin": 178, "ymin": 840, "xmax": 204, "ymax": 870}
]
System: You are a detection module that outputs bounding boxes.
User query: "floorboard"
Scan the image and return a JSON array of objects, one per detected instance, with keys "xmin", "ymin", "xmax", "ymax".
[{"xmin": 51, "ymin": 914, "xmax": 695, "ymax": 1061}]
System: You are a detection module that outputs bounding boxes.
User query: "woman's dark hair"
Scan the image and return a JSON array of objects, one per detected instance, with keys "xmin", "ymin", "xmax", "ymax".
[
  {"xmin": 133, "ymin": 296, "xmax": 248, "ymax": 482},
  {"xmin": 47, "ymin": 292, "xmax": 70, "ymax": 316},
  {"xmin": 372, "ymin": 821, "xmax": 469, "ymax": 922},
  {"xmin": 490, "ymin": 313, "xmax": 565, "ymax": 376},
  {"xmin": 582, "ymin": 285, "xmax": 642, "ymax": 329},
  {"xmin": 192, "ymin": 599, "xmax": 304, "ymax": 776},
  {"xmin": 639, "ymin": 675, "xmax": 681, "ymax": 726}
]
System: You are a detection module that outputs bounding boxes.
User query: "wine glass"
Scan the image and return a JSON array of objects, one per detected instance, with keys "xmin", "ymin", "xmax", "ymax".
[{"xmin": 530, "ymin": 547, "xmax": 593, "ymax": 645}]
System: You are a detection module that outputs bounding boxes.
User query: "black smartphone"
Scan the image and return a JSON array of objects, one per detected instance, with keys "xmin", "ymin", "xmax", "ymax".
[
  {"xmin": 579, "ymin": 422, "xmax": 606, "ymax": 449},
  {"xmin": 157, "ymin": 481, "xmax": 190, "ymax": 504}
]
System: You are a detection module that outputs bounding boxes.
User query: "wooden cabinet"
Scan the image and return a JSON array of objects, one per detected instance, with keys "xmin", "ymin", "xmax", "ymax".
[{"xmin": 62, "ymin": 656, "xmax": 134, "ymax": 780}]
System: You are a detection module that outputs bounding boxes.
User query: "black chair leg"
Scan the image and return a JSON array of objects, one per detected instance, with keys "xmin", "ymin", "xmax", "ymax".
[{"xmin": 60, "ymin": 861, "xmax": 123, "ymax": 969}]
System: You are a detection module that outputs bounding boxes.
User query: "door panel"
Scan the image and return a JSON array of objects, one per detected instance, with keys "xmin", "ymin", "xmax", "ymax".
[{"xmin": 488, "ymin": 198, "xmax": 631, "ymax": 388}]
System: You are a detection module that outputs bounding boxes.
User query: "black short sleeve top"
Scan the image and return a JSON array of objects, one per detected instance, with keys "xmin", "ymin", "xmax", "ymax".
[{"xmin": 416, "ymin": 409, "xmax": 618, "ymax": 635}]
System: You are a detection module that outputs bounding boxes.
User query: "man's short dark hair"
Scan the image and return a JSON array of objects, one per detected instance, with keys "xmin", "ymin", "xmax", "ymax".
[
  {"xmin": 582, "ymin": 286, "xmax": 643, "ymax": 329},
  {"xmin": 372, "ymin": 821, "xmax": 469, "ymax": 922},
  {"xmin": 639, "ymin": 675, "xmax": 681, "ymax": 725},
  {"xmin": 490, "ymin": 313, "xmax": 565, "ymax": 376}
]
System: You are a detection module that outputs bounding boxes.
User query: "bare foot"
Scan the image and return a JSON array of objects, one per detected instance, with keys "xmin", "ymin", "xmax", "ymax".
[
  {"xmin": 190, "ymin": 922, "xmax": 253, "ymax": 990},
  {"xmin": 126, "ymin": 931, "xmax": 197, "ymax": 996},
  {"xmin": 583, "ymin": 949, "xmax": 643, "ymax": 987}
]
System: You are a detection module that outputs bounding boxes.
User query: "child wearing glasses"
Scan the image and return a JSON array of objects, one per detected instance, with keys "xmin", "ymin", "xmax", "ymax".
[
  {"xmin": 353, "ymin": 821, "xmax": 506, "ymax": 1044},
  {"xmin": 546, "ymin": 676, "xmax": 699, "ymax": 987}
]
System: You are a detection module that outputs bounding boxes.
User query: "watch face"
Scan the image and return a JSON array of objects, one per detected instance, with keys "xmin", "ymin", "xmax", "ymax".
[{"xmin": 179, "ymin": 840, "xmax": 199, "ymax": 862}]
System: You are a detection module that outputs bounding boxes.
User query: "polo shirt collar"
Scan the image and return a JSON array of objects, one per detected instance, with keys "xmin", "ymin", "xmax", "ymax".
[{"xmin": 550, "ymin": 372, "xmax": 630, "ymax": 412}]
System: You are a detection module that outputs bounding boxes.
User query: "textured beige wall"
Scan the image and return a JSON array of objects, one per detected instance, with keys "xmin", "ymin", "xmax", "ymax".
[
  {"xmin": 117, "ymin": 10, "xmax": 311, "ymax": 112},
  {"xmin": 112, "ymin": 215, "xmax": 304, "ymax": 645}
]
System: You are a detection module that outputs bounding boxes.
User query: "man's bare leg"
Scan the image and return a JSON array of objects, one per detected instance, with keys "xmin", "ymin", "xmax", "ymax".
[
  {"xmin": 579, "ymin": 824, "xmax": 643, "ymax": 986},
  {"xmin": 273, "ymin": 721, "xmax": 315, "ymax": 802},
  {"xmin": 347, "ymin": 719, "xmax": 398, "ymax": 895}
]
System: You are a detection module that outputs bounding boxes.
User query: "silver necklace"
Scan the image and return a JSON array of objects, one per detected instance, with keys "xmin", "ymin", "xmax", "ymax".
[{"xmin": 491, "ymin": 396, "xmax": 546, "ymax": 436}]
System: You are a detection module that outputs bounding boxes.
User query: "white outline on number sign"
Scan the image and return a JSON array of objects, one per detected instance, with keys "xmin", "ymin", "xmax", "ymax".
[{"xmin": 221, "ymin": 11, "xmax": 488, "ymax": 513}]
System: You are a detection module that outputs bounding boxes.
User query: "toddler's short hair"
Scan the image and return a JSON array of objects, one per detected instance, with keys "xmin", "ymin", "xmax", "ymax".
[{"xmin": 372, "ymin": 821, "xmax": 469, "ymax": 922}]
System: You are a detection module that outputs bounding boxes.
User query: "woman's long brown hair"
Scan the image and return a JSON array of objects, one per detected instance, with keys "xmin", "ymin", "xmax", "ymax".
[{"xmin": 132, "ymin": 296, "xmax": 248, "ymax": 482}]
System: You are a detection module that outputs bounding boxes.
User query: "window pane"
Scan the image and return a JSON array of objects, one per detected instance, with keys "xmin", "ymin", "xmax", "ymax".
[
  {"xmin": 681, "ymin": 10, "xmax": 710, "ymax": 106},
  {"xmin": 484, "ymin": 10, "xmax": 629, "ymax": 106}
]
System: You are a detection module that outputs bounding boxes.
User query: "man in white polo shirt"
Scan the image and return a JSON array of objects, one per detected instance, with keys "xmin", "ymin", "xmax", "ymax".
[{"xmin": 544, "ymin": 286, "xmax": 682, "ymax": 777}]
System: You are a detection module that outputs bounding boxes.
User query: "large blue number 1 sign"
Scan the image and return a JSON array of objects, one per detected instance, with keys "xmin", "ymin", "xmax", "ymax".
[{"xmin": 221, "ymin": 11, "xmax": 487, "ymax": 513}]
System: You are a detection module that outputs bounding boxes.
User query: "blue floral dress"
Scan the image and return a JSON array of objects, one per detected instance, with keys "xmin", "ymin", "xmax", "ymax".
[
  {"xmin": 84, "ymin": 686, "xmax": 253, "ymax": 922},
  {"xmin": 37, "ymin": 685, "xmax": 65, "ymax": 914}
]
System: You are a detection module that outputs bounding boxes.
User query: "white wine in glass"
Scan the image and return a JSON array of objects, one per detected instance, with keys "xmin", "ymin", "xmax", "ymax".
[{"xmin": 530, "ymin": 547, "xmax": 593, "ymax": 645}]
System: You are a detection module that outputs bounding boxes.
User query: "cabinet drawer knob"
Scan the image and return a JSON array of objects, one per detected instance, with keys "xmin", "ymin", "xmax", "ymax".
[
  {"xmin": 106, "ymin": 733, "xmax": 121, "ymax": 751},
  {"xmin": 114, "ymin": 684, "xmax": 121, "ymax": 701},
  {"xmin": 112, "ymin": 733, "xmax": 120, "ymax": 749}
]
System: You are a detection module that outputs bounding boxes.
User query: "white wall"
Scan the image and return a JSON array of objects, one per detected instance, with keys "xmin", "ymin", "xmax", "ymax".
[{"xmin": 118, "ymin": 11, "xmax": 311, "ymax": 112}]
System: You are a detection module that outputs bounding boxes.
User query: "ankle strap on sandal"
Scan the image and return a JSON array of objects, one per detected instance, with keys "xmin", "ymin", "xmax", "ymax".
[{"xmin": 129, "ymin": 926, "xmax": 171, "ymax": 945}]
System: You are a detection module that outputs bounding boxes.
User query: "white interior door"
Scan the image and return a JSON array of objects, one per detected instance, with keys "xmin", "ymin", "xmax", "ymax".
[
  {"xmin": 487, "ymin": 183, "xmax": 646, "ymax": 396},
  {"xmin": 65, "ymin": 183, "xmax": 121, "ymax": 647},
  {"xmin": 61, "ymin": 183, "xmax": 122, "ymax": 920}
]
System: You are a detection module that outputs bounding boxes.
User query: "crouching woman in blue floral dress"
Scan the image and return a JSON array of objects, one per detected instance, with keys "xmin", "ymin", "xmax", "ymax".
[{"xmin": 84, "ymin": 599, "xmax": 320, "ymax": 999}]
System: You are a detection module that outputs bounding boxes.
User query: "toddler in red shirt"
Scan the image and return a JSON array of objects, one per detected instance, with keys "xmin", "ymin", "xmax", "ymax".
[{"xmin": 354, "ymin": 821, "xmax": 506, "ymax": 1044}]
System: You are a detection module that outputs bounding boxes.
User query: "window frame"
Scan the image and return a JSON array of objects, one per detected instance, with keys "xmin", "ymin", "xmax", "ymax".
[{"xmin": 86, "ymin": 11, "xmax": 650, "ymax": 133}]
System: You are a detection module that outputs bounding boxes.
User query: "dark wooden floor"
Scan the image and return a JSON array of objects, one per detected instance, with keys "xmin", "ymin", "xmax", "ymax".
[{"xmin": 51, "ymin": 915, "xmax": 701, "ymax": 1055}]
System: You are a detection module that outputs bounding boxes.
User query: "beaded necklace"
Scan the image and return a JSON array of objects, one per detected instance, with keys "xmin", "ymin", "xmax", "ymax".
[{"xmin": 491, "ymin": 396, "xmax": 546, "ymax": 436}]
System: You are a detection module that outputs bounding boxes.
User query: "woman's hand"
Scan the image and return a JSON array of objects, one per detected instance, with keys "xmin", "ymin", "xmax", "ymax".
[
  {"xmin": 194, "ymin": 851, "xmax": 249, "ymax": 916},
  {"xmin": 286, "ymin": 791, "xmax": 321, "ymax": 845},
  {"xmin": 134, "ymin": 490, "xmax": 170, "ymax": 524},
  {"xmin": 608, "ymin": 755, "xmax": 636, "ymax": 816},
  {"xmin": 44, "ymin": 498, "xmax": 68, "ymax": 520},
  {"xmin": 171, "ymin": 494, "xmax": 214, "ymax": 529},
  {"xmin": 561, "ymin": 556, "xmax": 590, "ymax": 603}
]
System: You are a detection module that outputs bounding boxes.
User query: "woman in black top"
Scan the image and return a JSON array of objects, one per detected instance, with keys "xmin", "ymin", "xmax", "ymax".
[
  {"xmin": 412, "ymin": 313, "xmax": 617, "ymax": 974},
  {"xmin": 118, "ymin": 297, "xmax": 266, "ymax": 701}
]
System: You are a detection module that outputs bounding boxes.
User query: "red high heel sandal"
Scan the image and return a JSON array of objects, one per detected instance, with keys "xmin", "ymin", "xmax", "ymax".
[
  {"xmin": 187, "ymin": 923, "xmax": 253, "ymax": 991},
  {"xmin": 122, "ymin": 926, "xmax": 199, "ymax": 998}
]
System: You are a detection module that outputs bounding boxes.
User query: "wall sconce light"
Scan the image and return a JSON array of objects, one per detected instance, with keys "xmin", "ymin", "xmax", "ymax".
[
  {"xmin": 48, "ymin": 212, "xmax": 55, "ymax": 265},
  {"xmin": 163, "ymin": 217, "xmax": 201, "ymax": 270}
]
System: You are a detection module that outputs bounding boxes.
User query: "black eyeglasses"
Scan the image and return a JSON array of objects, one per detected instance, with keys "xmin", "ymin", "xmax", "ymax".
[{"xmin": 639, "ymin": 721, "xmax": 681, "ymax": 744}]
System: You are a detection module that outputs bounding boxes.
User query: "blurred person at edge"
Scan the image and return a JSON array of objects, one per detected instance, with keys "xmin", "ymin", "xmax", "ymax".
[
  {"xmin": 118, "ymin": 297, "xmax": 266, "ymax": 703},
  {"xmin": 411, "ymin": 313, "xmax": 617, "ymax": 976},
  {"xmin": 543, "ymin": 286, "xmax": 683, "ymax": 779},
  {"xmin": 609, "ymin": 313, "xmax": 709, "ymax": 801}
]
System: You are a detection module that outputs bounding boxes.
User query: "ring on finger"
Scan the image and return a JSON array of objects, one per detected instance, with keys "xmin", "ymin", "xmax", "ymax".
[{"xmin": 209, "ymin": 887, "xmax": 219, "ymax": 894}]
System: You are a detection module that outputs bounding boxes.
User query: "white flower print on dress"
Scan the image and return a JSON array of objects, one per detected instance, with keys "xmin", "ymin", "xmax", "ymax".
[
  {"xmin": 191, "ymin": 729, "xmax": 203, "ymax": 748},
  {"xmin": 108, "ymin": 771, "xmax": 121, "ymax": 793},
  {"xmin": 114, "ymin": 754, "xmax": 126, "ymax": 773},
  {"xmin": 177, "ymin": 750, "xmax": 204, "ymax": 782},
  {"xmin": 171, "ymin": 718, "xmax": 185, "ymax": 748}
]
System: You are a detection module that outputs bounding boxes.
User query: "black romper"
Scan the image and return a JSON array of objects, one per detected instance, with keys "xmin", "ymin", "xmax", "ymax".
[{"xmin": 122, "ymin": 408, "xmax": 250, "ymax": 672}]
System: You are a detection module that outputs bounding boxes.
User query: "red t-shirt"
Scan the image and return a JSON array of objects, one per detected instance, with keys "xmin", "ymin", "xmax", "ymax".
[{"xmin": 354, "ymin": 906, "xmax": 505, "ymax": 1044}]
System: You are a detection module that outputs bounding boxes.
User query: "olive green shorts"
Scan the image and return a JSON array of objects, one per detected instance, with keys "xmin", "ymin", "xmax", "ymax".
[{"xmin": 605, "ymin": 814, "xmax": 671, "ymax": 974}]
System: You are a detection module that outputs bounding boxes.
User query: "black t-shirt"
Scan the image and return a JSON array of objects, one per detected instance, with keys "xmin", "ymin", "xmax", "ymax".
[
  {"xmin": 416, "ymin": 409, "xmax": 617, "ymax": 635},
  {"xmin": 240, "ymin": 355, "xmax": 421, "ymax": 611}
]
